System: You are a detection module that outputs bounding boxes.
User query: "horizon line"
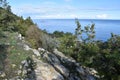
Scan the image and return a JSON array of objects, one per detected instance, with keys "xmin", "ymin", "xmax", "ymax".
[{"xmin": 32, "ymin": 18, "xmax": 120, "ymax": 20}]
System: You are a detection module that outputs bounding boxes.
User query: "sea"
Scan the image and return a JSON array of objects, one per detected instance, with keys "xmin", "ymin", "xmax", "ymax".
[{"xmin": 33, "ymin": 19, "xmax": 120, "ymax": 41}]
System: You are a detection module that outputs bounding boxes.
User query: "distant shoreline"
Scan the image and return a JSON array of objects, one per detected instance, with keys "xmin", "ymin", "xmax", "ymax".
[{"xmin": 33, "ymin": 19, "xmax": 120, "ymax": 21}]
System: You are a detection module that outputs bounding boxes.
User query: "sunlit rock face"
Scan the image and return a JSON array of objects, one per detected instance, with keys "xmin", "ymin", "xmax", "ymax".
[
  {"xmin": 20, "ymin": 46, "xmax": 96, "ymax": 80},
  {"xmin": 28, "ymin": 48, "xmax": 96, "ymax": 80},
  {"xmin": 0, "ymin": 33, "xmax": 96, "ymax": 80}
]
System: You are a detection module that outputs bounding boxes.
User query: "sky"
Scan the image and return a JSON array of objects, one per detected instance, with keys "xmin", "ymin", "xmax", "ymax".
[{"xmin": 8, "ymin": 0, "xmax": 120, "ymax": 19}]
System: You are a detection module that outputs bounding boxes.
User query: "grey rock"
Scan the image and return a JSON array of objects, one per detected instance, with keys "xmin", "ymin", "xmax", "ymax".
[
  {"xmin": 24, "ymin": 44, "xmax": 31, "ymax": 51},
  {"xmin": 32, "ymin": 49, "xmax": 40, "ymax": 57},
  {"xmin": 9, "ymin": 33, "xmax": 96, "ymax": 80}
]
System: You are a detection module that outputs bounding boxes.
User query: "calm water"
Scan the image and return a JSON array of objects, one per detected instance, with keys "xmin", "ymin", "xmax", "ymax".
[{"xmin": 33, "ymin": 19, "xmax": 120, "ymax": 41}]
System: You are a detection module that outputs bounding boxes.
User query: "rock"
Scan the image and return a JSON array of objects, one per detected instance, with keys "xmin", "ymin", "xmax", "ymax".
[
  {"xmin": 53, "ymin": 64, "xmax": 69, "ymax": 78},
  {"xmin": 20, "ymin": 58, "xmax": 36, "ymax": 80},
  {"xmin": 3, "ymin": 33, "xmax": 96, "ymax": 80},
  {"xmin": 32, "ymin": 48, "xmax": 96, "ymax": 80},
  {"xmin": 24, "ymin": 44, "xmax": 31, "ymax": 51},
  {"xmin": 17, "ymin": 70, "xmax": 22, "ymax": 75},
  {"xmin": 32, "ymin": 49, "xmax": 40, "ymax": 57},
  {"xmin": 0, "ymin": 72, "xmax": 6, "ymax": 78},
  {"xmin": 38, "ymin": 48, "xmax": 45, "ymax": 52},
  {"xmin": 38, "ymin": 51, "xmax": 70, "ymax": 78},
  {"xmin": 18, "ymin": 34, "xmax": 22, "ymax": 40},
  {"xmin": 11, "ymin": 64, "xmax": 16, "ymax": 68},
  {"xmin": 33, "ymin": 58, "xmax": 64, "ymax": 80},
  {"xmin": 53, "ymin": 49, "xmax": 96, "ymax": 80},
  {"xmin": 89, "ymin": 68, "xmax": 98, "ymax": 75},
  {"xmin": 17, "ymin": 34, "xmax": 24, "ymax": 40},
  {"xmin": 21, "ymin": 60, "xmax": 26, "ymax": 65}
]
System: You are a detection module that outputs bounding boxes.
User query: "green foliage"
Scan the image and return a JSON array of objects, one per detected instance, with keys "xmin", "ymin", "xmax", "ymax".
[
  {"xmin": 0, "ymin": 0, "xmax": 11, "ymax": 11},
  {"xmin": 12, "ymin": 17, "xmax": 33, "ymax": 36},
  {"xmin": 56, "ymin": 19, "xmax": 120, "ymax": 80},
  {"xmin": 75, "ymin": 43, "xmax": 99, "ymax": 66},
  {"xmin": 0, "ymin": 32, "xmax": 34, "ymax": 79},
  {"xmin": 75, "ymin": 19, "xmax": 95, "ymax": 43},
  {"xmin": 52, "ymin": 31, "xmax": 65, "ymax": 38},
  {"xmin": 40, "ymin": 32, "xmax": 58, "ymax": 51},
  {"xmin": 74, "ymin": 20, "xmax": 120, "ymax": 79},
  {"xmin": 25, "ymin": 25, "xmax": 57, "ymax": 51},
  {"xmin": 0, "ymin": 8, "xmax": 15, "ymax": 31},
  {"xmin": 0, "ymin": 0, "xmax": 56, "ymax": 50},
  {"xmin": 2, "ymin": 1, "xmax": 120, "ymax": 79},
  {"xmin": 92, "ymin": 34, "xmax": 120, "ymax": 80},
  {"xmin": 25, "ymin": 25, "xmax": 42, "ymax": 48},
  {"xmin": 0, "ymin": 0, "xmax": 57, "ymax": 51},
  {"xmin": 52, "ymin": 31, "xmax": 75, "ymax": 56}
]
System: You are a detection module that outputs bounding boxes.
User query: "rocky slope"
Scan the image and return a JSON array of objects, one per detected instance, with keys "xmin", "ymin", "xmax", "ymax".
[{"xmin": 0, "ymin": 32, "xmax": 96, "ymax": 80}]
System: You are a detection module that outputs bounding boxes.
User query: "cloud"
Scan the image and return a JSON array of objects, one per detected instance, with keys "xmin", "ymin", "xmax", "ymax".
[
  {"xmin": 11, "ymin": 2, "xmax": 112, "ymax": 19},
  {"xmin": 30, "ymin": 14, "xmax": 79, "ymax": 19},
  {"xmin": 12, "ymin": 4, "xmax": 110, "ymax": 19},
  {"xmin": 96, "ymin": 14, "xmax": 108, "ymax": 19},
  {"xmin": 11, "ymin": 4, "xmax": 77, "ymax": 19}
]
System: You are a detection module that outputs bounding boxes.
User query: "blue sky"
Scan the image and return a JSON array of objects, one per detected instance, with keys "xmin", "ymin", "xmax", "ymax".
[{"xmin": 9, "ymin": 0, "xmax": 120, "ymax": 19}]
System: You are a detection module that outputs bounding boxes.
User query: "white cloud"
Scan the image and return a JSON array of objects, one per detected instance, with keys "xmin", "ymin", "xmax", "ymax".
[
  {"xmin": 96, "ymin": 14, "xmax": 108, "ymax": 19},
  {"xmin": 11, "ymin": 4, "xmax": 77, "ymax": 19},
  {"xmin": 31, "ymin": 14, "xmax": 96, "ymax": 19},
  {"xmin": 12, "ymin": 5, "xmax": 109, "ymax": 19},
  {"xmin": 11, "ymin": 2, "xmax": 111, "ymax": 19},
  {"xmin": 31, "ymin": 14, "xmax": 77, "ymax": 19},
  {"xmin": 32, "ymin": 14, "xmax": 64, "ymax": 19}
]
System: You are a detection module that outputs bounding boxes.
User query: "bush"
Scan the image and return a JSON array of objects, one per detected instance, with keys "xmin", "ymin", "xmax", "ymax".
[
  {"xmin": 56, "ymin": 19, "xmax": 120, "ymax": 79},
  {"xmin": 25, "ymin": 25, "xmax": 57, "ymax": 51}
]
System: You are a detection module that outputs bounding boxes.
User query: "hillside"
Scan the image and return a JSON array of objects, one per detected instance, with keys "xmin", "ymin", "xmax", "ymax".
[
  {"xmin": 1, "ymin": 0, "xmax": 120, "ymax": 79},
  {"xmin": 0, "ymin": 32, "xmax": 95, "ymax": 80},
  {"xmin": 0, "ymin": 1, "xmax": 96, "ymax": 80}
]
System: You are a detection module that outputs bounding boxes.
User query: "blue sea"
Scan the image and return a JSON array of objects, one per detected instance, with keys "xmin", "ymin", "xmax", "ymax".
[{"xmin": 33, "ymin": 19, "xmax": 120, "ymax": 41}]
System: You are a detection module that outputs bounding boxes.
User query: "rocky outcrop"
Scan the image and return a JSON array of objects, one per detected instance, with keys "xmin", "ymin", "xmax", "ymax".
[
  {"xmin": 0, "ymin": 33, "xmax": 96, "ymax": 80},
  {"xmin": 30, "ymin": 48, "xmax": 95, "ymax": 80},
  {"xmin": 19, "ymin": 33, "xmax": 96, "ymax": 80}
]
